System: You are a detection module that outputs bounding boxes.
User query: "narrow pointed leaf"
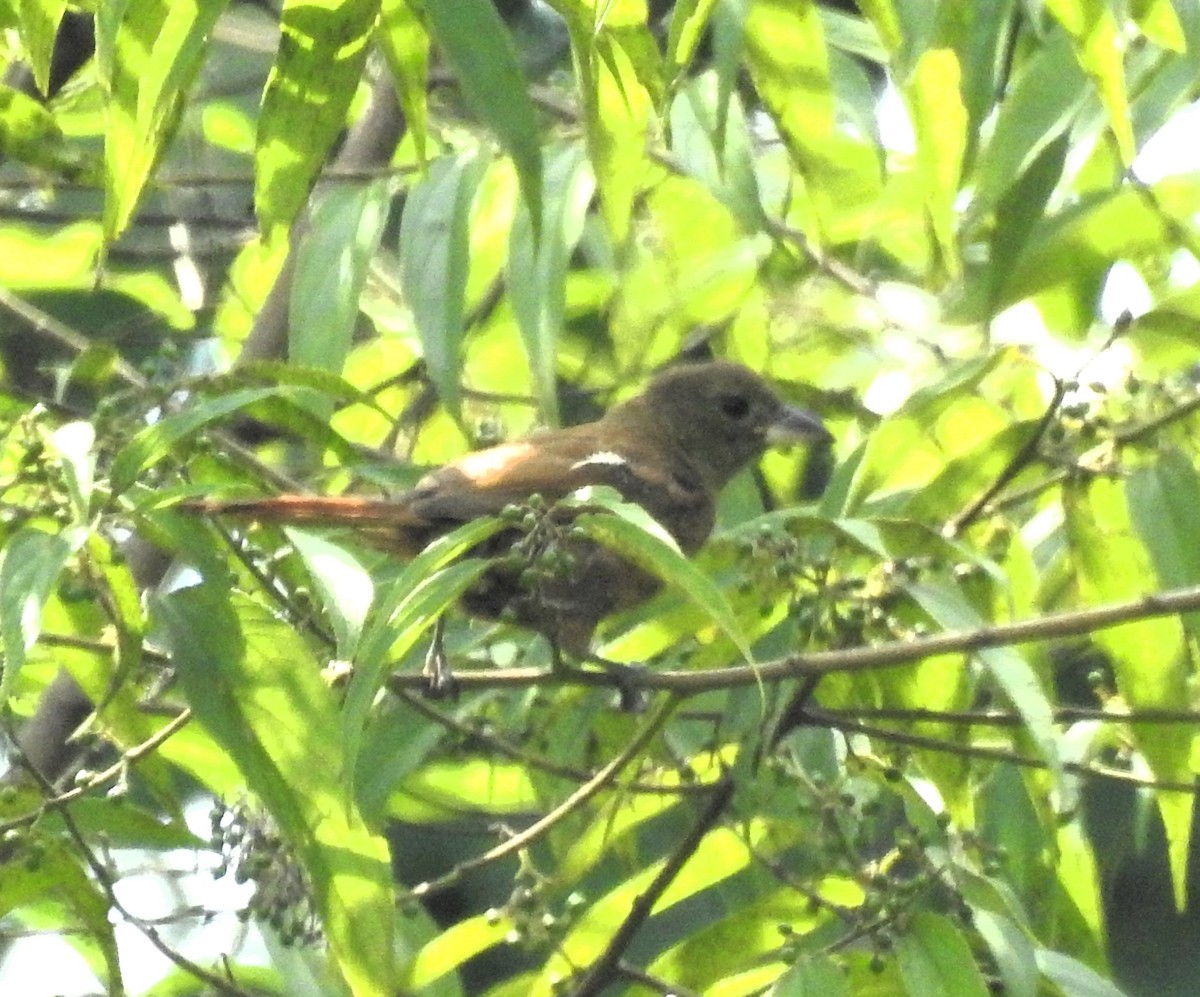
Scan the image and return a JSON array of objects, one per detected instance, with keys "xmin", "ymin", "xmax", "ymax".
[
  {"xmin": 0, "ymin": 525, "xmax": 88, "ymax": 702},
  {"xmin": 157, "ymin": 584, "xmax": 395, "ymax": 996},
  {"xmin": 569, "ymin": 488, "xmax": 753, "ymax": 661},
  {"xmin": 256, "ymin": 0, "xmax": 378, "ymax": 238},
  {"xmin": 398, "ymin": 152, "xmax": 488, "ymax": 419},
  {"xmin": 425, "ymin": 0, "xmax": 542, "ymax": 225}
]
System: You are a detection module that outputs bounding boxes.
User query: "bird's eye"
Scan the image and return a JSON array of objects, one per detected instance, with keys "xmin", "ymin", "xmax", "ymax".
[{"xmin": 718, "ymin": 394, "xmax": 751, "ymax": 420}]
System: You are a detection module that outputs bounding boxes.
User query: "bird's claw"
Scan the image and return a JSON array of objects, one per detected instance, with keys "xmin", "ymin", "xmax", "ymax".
[
  {"xmin": 422, "ymin": 619, "xmax": 459, "ymax": 699},
  {"xmin": 594, "ymin": 658, "xmax": 650, "ymax": 713}
]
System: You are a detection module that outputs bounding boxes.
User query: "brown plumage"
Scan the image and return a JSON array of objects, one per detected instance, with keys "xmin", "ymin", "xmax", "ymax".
[{"xmin": 186, "ymin": 361, "xmax": 831, "ymax": 685}]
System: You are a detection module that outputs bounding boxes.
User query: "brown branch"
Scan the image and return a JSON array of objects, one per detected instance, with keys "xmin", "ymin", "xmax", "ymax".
[
  {"xmin": 408, "ymin": 696, "xmax": 678, "ymax": 901},
  {"xmin": 614, "ymin": 961, "xmax": 703, "ymax": 997},
  {"xmin": 568, "ymin": 777, "xmax": 736, "ymax": 997},
  {"xmin": 8, "ymin": 737, "xmax": 256, "ymax": 997},
  {"xmin": 812, "ymin": 710, "xmax": 1197, "ymax": 793},
  {"xmin": 394, "ymin": 688, "xmax": 712, "ymax": 796},
  {"xmin": 992, "ymin": 391, "xmax": 1200, "ymax": 513},
  {"xmin": 382, "ymin": 583, "xmax": 1200, "ymax": 696},
  {"xmin": 37, "ymin": 631, "xmax": 172, "ymax": 665},
  {"xmin": 0, "ymin": 284, "xmax": 149, "ymax": 389},
  {"xmin": 815, "ymin": 704, "xmax": 1200, "ymax": 726},
  {"xmin": 943, "ymin": 374, "xmax": 1067, "ymax": 537},
  {"xmin": 0, "ymin": 709, "xmax": 192, "ymax": 834}
]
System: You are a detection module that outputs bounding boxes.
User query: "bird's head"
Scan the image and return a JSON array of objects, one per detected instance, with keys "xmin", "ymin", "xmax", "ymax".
[{"xmin": 617, "ymin": 361, "xmax": 832, "ymax": 490}]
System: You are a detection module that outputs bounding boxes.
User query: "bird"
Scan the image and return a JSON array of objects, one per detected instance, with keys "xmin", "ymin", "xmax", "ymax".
[{"xmin": 185, "ymin": 361, "xmax": 832, "ymax": 693}]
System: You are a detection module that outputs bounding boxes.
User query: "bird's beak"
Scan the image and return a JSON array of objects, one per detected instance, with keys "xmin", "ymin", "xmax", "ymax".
[{"xmin": 766, "ymin": 405, "xmax": 833, "ymax": 446}]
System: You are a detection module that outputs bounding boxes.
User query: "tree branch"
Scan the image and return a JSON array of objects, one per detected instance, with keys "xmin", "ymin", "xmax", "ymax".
[
  {"xmin": 382, "ymin": 583, "xmax": 1200, "ymax": 695},
  {"xmin": 567, "ymin": 777, "xmax": 736, "ymax": 997}
]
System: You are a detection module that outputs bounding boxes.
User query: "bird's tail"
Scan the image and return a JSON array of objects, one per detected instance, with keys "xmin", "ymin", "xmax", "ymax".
[
  {"xmin": 181, "ymin": 494, "xmax": 433, "ymax": 556},
  {"xmin": 181, "ymin": 494, "xmax": 424, "ymax": 528}
]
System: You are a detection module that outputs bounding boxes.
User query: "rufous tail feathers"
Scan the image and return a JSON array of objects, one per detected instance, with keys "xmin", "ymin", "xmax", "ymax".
[{"xmin": 182, "ymin": 494, "xmax": 425, "ymax": 528}]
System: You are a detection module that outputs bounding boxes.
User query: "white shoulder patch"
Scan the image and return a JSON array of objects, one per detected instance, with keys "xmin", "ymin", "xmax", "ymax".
[
  {"xmin": 571, "ymin": 451, "xmax": 628, "ymax": 471},
  {"xmin": 457, "ymin": 442, "xmax": 534, "ymax": 484}
]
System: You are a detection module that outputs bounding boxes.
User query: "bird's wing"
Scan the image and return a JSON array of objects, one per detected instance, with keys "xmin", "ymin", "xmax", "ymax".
[
  {"xmin": 403, "ymin": 428, "xmax": 623, "ymax": 521},
  {"xmin": 186, "ymin": 424, "xmax": 713, "ymax": 552},
  {"xmin": 407, "ymin": 427, "xmax": 714, "ymax": 549}
]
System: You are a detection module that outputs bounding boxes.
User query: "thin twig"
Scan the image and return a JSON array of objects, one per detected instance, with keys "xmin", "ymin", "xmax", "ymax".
[
  {"xmin": 0, "ymin": 288, "xmax": 302, "ymax": 494},
  {"xmin": 37, "ymin": 631, "xmax": 172, "ymax": 665},
  {"xmin": 815, "ymin": 704, "xmax": 1200, "ymax": 726},
  {"xmin": 394, "ymin": 688, "xmax": 711, "ymax": 795},
  {"xmin": 943, "ymin": 374, "xmax": 1067, "ymax": 537},
  {"xmin": 0, "ymin": 709, "xmax": 192, "ymax": 834},
  {"xmin": 614, "ymin": 961, "xmax": 703, "ymax": 997},
  {"xmin": 568, "ymin": 778, "xmax": 737, "ymax": 997},
  {"xmin": 812, "ymin": 710, "xmax": 1197, "ymax": 793},
  {"xmin": 382, "ymin": 583, "xmax": 1200, "ymax": 696},
  {"xmin": 991, "ymin": 390, "xmax": 1200, "ymax": 512},
  {"xmin": 408, "ymin": 696, "xmax": 679, "ymax": 901},
  {"xmin": 9, "ymin": 735, "xmax": 255, "ymax": 997}
]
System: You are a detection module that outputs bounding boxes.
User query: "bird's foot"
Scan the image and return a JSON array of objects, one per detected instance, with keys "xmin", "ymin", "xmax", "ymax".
[
  {"xmin": 421, "ymin": 619, "xmax": 459, "ymax": 699},
  {"xmin": 548, "ymin": 640, "xmax": 649, "ymax": 712},
  {"xmin": 588, "ymin": 656, "xmax": 651, "ymax": 713}
]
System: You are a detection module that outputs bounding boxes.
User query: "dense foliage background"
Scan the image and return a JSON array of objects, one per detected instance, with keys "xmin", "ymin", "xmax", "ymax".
[{"xmin": 4, "ymin": 0, "xmax": 1200, "ymax": 994}]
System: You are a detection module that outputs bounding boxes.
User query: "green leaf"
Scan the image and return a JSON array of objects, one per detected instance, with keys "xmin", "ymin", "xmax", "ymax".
[
  {"xmin": 0, "ymin": 82, "xmax": 81, "ymax": 175},
  {"xmin": 670, "ymin": 72, "xmax": 764, "ymax": 229},
  {"xmin": 1133, "ymin": 0, "xmax": 1186, "ymax": 50},
  {"xmin": 904, "ymin": 46, "xmax": 967, "ymax": 278},
  {"xmin": 405, "ymin": 913, "xmax": 512, "ymax": 991},
  {"xmin": 1127, "ymin": 283, "xmax": 1200, "ymax": 372},
  {"xmin": 0, "ymin": 836, "xmax": 123, "ymax": 990},
  {"xmin": 567, "ymin": 20, "xmax": 653, "ymax": 244},
  {"xmin": 743, "ymin": 0, "xmax": 879, "ymax": 244},
  {"xmin": 550, "ymin": 825, "xmax": 758, "ymax": 982},
  {"xmin": 398, "ymin": 151, "xmax": 488, "ymax": 420},
  {"xmin": 346, "ymin": 556, "xmax": 490, "ymax": 756},
  {"xmin": 665, "ymin": 0, "xmax": 721, "ymax": 85},
  {"xmin": 1128, "ymin": 448, "xmax": 1200, "ymax": 637},
  {"xmin": 239, "ymin": 392, "xmax": 364, "ymax": 464},
  {"xmin": 896, "ymin": 912, "xmax": 990, "ymax": 997},
  {"xmin": 285, "ymin": 528, "xmax": 374, "ymax": 660},
  {"xmin": 568, "ymin": 487, "xmax": 753, "ymax": 662},
  {"xmin": 233, "ymin": 360, "xmax": 394, "ymax": 416},
  {"xmin": 377, "ymin": 0, "xmax": 430, "ymax": 164},
  {"xmin": 1064, "ymin": 477, "xmax": 1193, "ymax": 909},
  {"xmin": 60, "ymin": 797, "xmax": 202, "ymax": 851},
  {"xmin": 1045, "ymin": 0, "xmax": 1134, "ymax": 164},
  {"xmin": 972, "ymin": 908, "xmax": 1038, "ymax": 997},
  {"xmin": 156, "ymin": 583, "xmax": 396, "ymax": 997},
  {"xmin": 290, "ymin": 179, "xmax": 392, "ymax": 385},
  {"xmin": 649, "ymin": 889, "xmax": 854, "ymax": 993},
  {"xmin": 109, "ymin": 386, "xmax": 280, "ymax": 494},
  {"xmin": 96, "ymin": 0, "xmax": 231, "ymax": 241},
  {"xmin": 843, "ymin": 353, "xmax": 1006, "ymax": 512},
  {"xmin": 0, "ymin": 525, "xmax": 88, "ymax": 703},
  {"xmin": 507, "ymin": 141, "xmax": 594, "ymax": 426},
  {"xmin": 48, "ymin": 421, "xmax": 96, "ymax": 521},
  {"xmin": 903, "ymin": 420, "xmax": 1044, "ymax": 524},
  {"xmin": 82, "ymin": 531, "xmax": 147, "ymax": 719},
  {"xmin": 344, "ymin": 515, "xmax": 505, "ymax": 798},
  {"xmin": 997, "ymin": 177, "xmax": 1200, "ymax": 313},
  {"xmin": 16, "ymin": 0, "xmax": 69, "ymax": 96},
  {"xmin": 908, "ymin": 580, "xmax": 1060, "ymax": 775},
  {"xmin": 256, "ymin": 0, "xmax": 378, "ymax": 239},
  {"xmin": 768, "ymin": 953, "xmax": 851, "ymax": 996},
  {"xmin": 1035, "ymin": 949, "xmax": 1129, "ymax": 997},
  {"xmin": 424, "ymin": 0, "xmax": 543, "ymax": 226},
  {"xmin": 985, "ymin": 132, "xmax": 1069, "ymax": 316},
  {"xmin": 971, "ymin": 31, "xmax": 1086, "ymax": 217}
]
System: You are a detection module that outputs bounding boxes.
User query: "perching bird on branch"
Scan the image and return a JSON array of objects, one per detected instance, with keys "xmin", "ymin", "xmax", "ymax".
[{"xmin": 185, "ymin": 361, "xmax": 831, "ymax": 692}]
